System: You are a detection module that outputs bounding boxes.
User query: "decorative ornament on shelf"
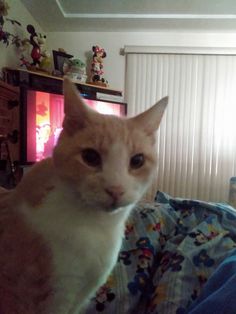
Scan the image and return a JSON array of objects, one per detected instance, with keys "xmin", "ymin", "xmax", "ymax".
[
  {"xmin": 26, "ymin": 24, "xmax": 51, "ymax": 72},
  {"xmin": 64, "ymin": 58, "xmax": 87, "ymax": 83},
  {"xmin": 90, "ymin": 45, "xmax": 108, "ymax": 87}
]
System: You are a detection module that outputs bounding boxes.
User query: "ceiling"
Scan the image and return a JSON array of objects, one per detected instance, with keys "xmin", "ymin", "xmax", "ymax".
[{"xmin": 21, "ymin": 0, "xmax": 236, "ymax": 32}]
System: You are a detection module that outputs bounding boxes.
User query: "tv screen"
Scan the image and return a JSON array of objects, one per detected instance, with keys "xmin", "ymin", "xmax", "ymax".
[{"xmin": 26, "ymin": 91, "xmax": 126, "ymax": 163}]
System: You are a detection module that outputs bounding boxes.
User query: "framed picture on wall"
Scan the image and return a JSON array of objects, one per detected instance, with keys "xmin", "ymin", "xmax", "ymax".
[{"xmin": 52, "ymin": 50, "xmax": 73, "ymax": 75}]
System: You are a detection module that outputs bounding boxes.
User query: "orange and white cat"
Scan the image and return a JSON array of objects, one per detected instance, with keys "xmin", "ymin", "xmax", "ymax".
[{"xmin": 0, "ymin": 78, "xmax": 167, "ymax": 314}]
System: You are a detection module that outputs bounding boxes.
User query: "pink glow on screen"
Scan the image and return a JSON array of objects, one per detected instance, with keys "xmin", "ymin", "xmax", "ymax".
[{"xmin": 26, "ymin": 91, "xmax": 125, "ymax": 163}]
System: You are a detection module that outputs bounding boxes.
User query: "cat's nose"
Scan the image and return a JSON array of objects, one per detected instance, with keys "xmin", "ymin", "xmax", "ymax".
[{"xmin": 105, "ymin": 186, "xmax": 124, "ymax": 201}]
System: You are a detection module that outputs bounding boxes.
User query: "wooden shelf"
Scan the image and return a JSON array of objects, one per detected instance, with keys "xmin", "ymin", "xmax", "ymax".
[{"xmin": 3, "ymin": 68, "xmax": 123, "ymax": 97}]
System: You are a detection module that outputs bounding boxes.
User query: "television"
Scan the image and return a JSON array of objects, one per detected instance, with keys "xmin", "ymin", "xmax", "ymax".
[{"xmin": 25, "ymin": 90, "xmax": 126, "ymax": 164}]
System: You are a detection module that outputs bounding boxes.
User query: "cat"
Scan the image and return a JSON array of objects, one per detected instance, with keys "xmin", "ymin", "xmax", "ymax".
[{"xmin": 0, "ymin": 78, "xmax": 168, "ymax": 314}]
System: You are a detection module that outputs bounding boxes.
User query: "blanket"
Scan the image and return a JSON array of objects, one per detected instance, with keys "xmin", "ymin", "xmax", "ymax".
[
  {"xmin": 84, "ymin": 192, "xmax": 236, "ymax": 314},
  {"xmin": 188, "ymin": 249, "xmax": 236, "ymax": 314}
]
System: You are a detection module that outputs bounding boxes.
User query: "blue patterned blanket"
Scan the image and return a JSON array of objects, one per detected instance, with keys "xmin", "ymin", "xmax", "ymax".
[
  {"xmin": 188, "ymin": 249, "xmax": 236, "ymax": 314},
  {"xmin": 85, "ymin": 191, "xmax": 236, "ymax": 314}
]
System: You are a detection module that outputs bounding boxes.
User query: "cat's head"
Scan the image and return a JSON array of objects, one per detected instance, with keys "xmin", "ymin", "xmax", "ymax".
[{"xmin": 53, "ymin": 78, "xmax": 168, "ymax": 212}]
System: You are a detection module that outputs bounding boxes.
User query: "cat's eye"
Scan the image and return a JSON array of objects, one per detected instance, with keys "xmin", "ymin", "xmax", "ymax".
[
  {"xmin": 81, "ymin": 148, "xmax": 102, "ymax": 167},
  {"xmin": 130, "ymin": 153, "xmax": 145, "ymax": 169}
]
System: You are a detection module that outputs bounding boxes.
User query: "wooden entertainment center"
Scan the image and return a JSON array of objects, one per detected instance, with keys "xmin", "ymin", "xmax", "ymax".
[
  {"xmin": 0, "ymin": 80, "xmax": 20, "ymax": 188},
  {"xmin": 0, "ymin": 68, "xmax": 125, "ymax": 187}
]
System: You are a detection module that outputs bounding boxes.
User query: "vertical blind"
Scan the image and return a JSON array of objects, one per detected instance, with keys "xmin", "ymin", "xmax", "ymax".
[{"xmin": 125, "ymin": 52, "xmax": 236, "ymax": 202}]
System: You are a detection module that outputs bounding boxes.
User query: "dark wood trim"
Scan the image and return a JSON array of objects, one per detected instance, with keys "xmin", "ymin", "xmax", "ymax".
[{"xmin": 3, "ymin": 68, "xmax": 123, "ymax": 96}]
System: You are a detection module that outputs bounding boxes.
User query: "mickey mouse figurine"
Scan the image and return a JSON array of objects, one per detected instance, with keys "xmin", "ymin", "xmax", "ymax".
[
  {"xmin": 91, "ymin": 45, "xmax": 108, "ymax": 86},
  {"xmin": 27, "ymin": 24, "xmax": 46, "ymax": 67}
]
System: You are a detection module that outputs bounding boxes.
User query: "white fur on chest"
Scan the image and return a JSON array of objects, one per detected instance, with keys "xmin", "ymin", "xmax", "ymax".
[{"xmin": 20, "ymin": 183, "xmax": 132, "ymax": 314}]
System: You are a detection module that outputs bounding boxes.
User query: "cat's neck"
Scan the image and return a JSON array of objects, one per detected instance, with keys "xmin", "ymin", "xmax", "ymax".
[{"xmin": 15, "ymin": 158, "xmax": 56, "ymax": 208}]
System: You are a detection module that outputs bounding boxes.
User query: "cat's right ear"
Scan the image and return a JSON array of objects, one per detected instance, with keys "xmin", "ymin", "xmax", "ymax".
[
  {"xmin": 129, "ymin": 96, "xmax": 168, "ymax": 135},
  {"xmin": 63, "ymin": 77, "xmax": 90, "ymax": 135}
]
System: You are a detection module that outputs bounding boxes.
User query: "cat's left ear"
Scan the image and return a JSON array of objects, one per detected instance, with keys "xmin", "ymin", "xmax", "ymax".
[{"xmin": 129, "ymin": 96, "xmax": 168, "ymax": 134}]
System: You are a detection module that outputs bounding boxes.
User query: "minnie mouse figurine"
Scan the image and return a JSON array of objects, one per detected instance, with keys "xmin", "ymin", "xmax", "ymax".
[{"xmin": 91, "ymin": 45, "xmax": 108, "ymax": 86}]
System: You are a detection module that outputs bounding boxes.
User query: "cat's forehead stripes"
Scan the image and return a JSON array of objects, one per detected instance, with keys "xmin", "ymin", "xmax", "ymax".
[
  {"xmin": 72, "ymin": 114, "xmax": 151, "ymax": 156},
  {"xmin": 72, "ymin": 115, "xmax": 127, "ymax": 144}
]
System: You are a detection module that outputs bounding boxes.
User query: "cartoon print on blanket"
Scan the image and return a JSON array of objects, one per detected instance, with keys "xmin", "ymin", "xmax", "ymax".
[{"xmin": 84, "ymin": 191, "xmax": 236, "ymax": 314}]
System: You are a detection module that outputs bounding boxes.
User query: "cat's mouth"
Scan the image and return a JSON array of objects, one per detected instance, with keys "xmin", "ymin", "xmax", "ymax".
[{"xmin": 110, "ymin": 200, "xmax": 120, "ymax": 211}]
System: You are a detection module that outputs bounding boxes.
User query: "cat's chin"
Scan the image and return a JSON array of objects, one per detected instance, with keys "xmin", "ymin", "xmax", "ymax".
[
  {"xmin": 105, "ymin": 206, "xmax": 129, "ymax": 214},
  {"xmin": 103, "ymin": 200, "xmax": 134, "ymax": 214}
]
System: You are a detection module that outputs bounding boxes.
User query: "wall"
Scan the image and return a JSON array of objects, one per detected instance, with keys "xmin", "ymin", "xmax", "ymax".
[
  {"xmin": 2, "ymin": 2, "xmax": 236, "ymax": 96},
  {"xmin": 0, "ymin": 0, "xmax": 43, "ymax": 75},
  {"xmin": 47, "ymin": 31, "xmax": 236, "ymax": 95}
]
